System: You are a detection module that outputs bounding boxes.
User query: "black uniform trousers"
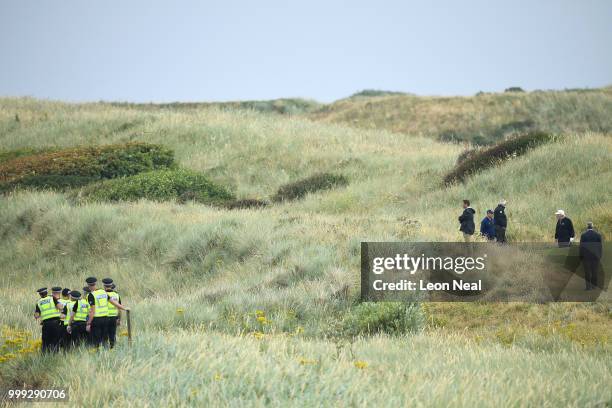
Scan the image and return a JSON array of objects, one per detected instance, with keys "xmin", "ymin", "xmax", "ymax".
[
  {"xmin": 107, "ymin": 316, "xmax": 118, "ymax": 348},
  {"xmin": 70, "ymin": 322, "xmax": 88, "ymax": 347},
  {"xmin": 41, "ymin": 318, "xmax": 62, "ymax": 353},
  {"xmin": 90, "ymin": 317, "xmax": 109, "ymax": 347},
  {"xmin": 60, "ymin": 322, "xmax": 71, "ymax": 350}
]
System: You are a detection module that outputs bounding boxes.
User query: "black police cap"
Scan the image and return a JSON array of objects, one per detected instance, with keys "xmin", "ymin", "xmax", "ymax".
[
  {"xmin": 102, "ymin": 278, "xmax": 113, "ymax": 285},
  {"xmin": 62, "ymin": 288, "xmax": 71, "ymax": 296},
  {"xmin": 51, "ymin": 286, "xmax": 62, "ymax": 292},
  {"xmin": 37, "ymin": 287, "xmax": 48, "ymax": 294},
  {"xmin": 85, "ymin": 277, "xmax": 97, "ymax": 284},
  {"xmin": 70, "ymin": 290, "xmax": 81, "ymax": 298},
  {"xmin": 82, "ymin": 286, "xmax": 92, "ymax": 293}
]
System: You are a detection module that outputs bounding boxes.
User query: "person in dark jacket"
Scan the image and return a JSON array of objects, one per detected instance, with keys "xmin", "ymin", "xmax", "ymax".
[
  {"xmin": 458, "ymin": 200, "xmax": 476, "ymax": 242},
  {"xmin": 579, "ymin": 222, "xmax": 603, "ymax": 290},
  {"xmin": 554, "ymin": 209, "xmax": 575, "ymax": 247},
  {"xmin": 480, "ymin": 210, "xmax": 496, "ymax": 241},
  {"xmin": 493, "ymin": 199, "xmax": 507, "ymax": 243}
]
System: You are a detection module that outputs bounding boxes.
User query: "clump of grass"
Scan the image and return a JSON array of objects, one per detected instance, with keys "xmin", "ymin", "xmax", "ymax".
[
  {"xmin": 77, "ymin": 168, "xmax": 234, "ymax": 205},
  {"xmin": 444, "ymin": 131, "xmax": 554, "ymax": 184},
  {"xmin": 0, "ymin": 142, "xmax": 175, "ymax": 191},
  {"xmin": 339, "ymin": 302, "xmax": 424, "ymax": 337},
  {"xmin": 273, "ymin": 173, "xmax": 348, "ymax": 202},
  {"xmin": 225, "ymin": 198, "xmax": 269, "ymax": 210}
]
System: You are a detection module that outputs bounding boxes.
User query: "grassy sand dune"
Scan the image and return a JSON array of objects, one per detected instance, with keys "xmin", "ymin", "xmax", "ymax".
[
  {"xmin": 309, "ymin": 89, "xmax": 612, "ymax": 144},
  {"xmin": 0, "ymin": 97, "xmax": 611, "ymax": 406}
]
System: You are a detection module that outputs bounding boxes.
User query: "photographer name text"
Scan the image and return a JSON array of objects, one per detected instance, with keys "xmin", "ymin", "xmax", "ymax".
[{"xmin": 372, "ymin": 279, "xmax": 482, "ymax": 291}]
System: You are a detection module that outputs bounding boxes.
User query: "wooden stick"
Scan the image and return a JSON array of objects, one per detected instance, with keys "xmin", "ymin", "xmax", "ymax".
[{"xmin": 126, "ymin": 310, "xmax": 132, "ymax": 345}]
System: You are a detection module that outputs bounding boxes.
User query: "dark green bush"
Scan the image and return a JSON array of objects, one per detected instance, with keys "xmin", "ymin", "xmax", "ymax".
[
  {"xmin": 0, "ymin": 175, "xmax": 98, "ymax": 193},
  {"xmin": 504, "ymin": 86, "xmax": 525, "ymax": 93},
  {"xmin": 340, "ymin": 302, "xmax": 424, "ymax": 337},
  {"xmin": 444, "ymin": 131, "xmax": 554, "ymax": 184},
  {"xmin": 225, "ymin": 198, "xmax": 269, "ymax": 210},
  {"xmin": 0, "ymin": 142, "xmax": 175, "ymax": 191},
  {"xmin": 78, "ymin": 168, "xmax": 234, "ymax": 205},
  {"xmin": 273, "ymin": 173, "xmax": 349, "ymax": 202}
]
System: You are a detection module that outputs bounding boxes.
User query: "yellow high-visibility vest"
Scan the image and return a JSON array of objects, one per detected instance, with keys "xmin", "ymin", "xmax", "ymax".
[
  {"xmin": 92, "ymin": 289, "xmax": 109, "ymax": 317},
  {"xmin": 37, "ymin": 296, "xmax": 60, "ymax": 321},
  {"xmin": 58, "ymin": 299, "xmax": 69, "ymax": 322},
  {"xmin": 65, "ymin": 300, "xmax": 76, "ymax": 323},
  {"xmin": 106, "ymin": 291, "xmax": 120, "ymax": 317},
  {"xmin": 73, "ymin": 299, "xmax": 89, "ymax": 322}
]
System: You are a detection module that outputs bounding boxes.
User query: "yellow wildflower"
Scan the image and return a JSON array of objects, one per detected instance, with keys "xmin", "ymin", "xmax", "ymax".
[
  {"xmin": 298, "ymin": 358, "xmax": 317, "ymax": 365},
  {"xmin": 354, "ymin": 361, "xmax": 368, "ymax": 369}
]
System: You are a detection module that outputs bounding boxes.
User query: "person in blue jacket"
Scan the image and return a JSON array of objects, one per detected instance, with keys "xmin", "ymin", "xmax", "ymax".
[{"xmin": 480, "ymin": 210, "xmax": 496, "ymax": 241}]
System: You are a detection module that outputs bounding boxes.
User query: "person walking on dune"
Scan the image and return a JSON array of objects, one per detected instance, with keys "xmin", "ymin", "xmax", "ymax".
[
  {"xmin": 459, "ymin": 200, "xmax": 476, "ymax": 242},
  {"xmin": 555, "ymin": 210, "xmax": 575, "ymax": 247},
  {"xmin": 494, "ymin": 199, "xmax": 508, "ymax": 243},
  {"xmin": 579, "ymin": 222, "xmax": 602, "ymax": 290}
]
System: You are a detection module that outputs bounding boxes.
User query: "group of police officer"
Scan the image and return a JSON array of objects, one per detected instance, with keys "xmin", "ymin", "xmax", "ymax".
[{"xmin": 34, "ymin": 277, "xmax": 130, "ymax": 352}]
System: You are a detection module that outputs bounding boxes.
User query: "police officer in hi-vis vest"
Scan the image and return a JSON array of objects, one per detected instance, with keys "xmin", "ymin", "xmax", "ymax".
[
  {"xmin": 34, "ymin": 287, "xmax": 64, "ymax": 352},
  {"xmin": 82, "ymin": 286, "xmax": 93, "ymax": 343},
  {"xmin": 59, "ymin": 287, "xmax": 71, "ymax": 349},
  {"xmin": 85, "ymin": 277, "xmax": 129, "ymax": 347},
  {"xmin": 65, "ymin": 290, "xmax": 90, "ymax": 347},
  {"xmin": 103, "ymin": 278, "xmax": 121, "ymax": 348}
]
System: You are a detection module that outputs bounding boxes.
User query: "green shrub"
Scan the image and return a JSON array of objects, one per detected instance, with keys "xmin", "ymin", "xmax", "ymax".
[
  {"xmin": 273, "ymin": 173, "xmax": 348, "ymax": 202},
  {"xmin": 225, "ymin": 198, "xmax": 269, "ymax": 210},
  {"xmin": 0, "ymin": 175, "xmax": 98, "ymax": 193},
  {"xmin": 444, "ymin": 131, "xmax": 554, "ymax": 184},
  {"xmin": 505, "ymin": 86, "xmax": 525, "ymax": 93},
  {"xmin": 340, "ymin": 302, "xmax": 424, "ymax": 337},
  {"xmin": 78, "ymin": 168, "xmax": 234, "ymax": 205},
  {"xmin": 0, "ymin": 143, "xmax": 175, "ymax": 190}
]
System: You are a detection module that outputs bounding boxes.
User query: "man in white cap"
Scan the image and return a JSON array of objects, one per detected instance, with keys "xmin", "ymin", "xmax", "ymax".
[{"xmin": 554, "ymin": 209, "xmax": 575, "ymax": 247}]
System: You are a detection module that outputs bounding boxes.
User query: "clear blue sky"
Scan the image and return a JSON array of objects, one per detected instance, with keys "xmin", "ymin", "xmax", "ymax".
[{"xmin": 1, "ymin": 0, "xmax": 610, "ymax": 102}]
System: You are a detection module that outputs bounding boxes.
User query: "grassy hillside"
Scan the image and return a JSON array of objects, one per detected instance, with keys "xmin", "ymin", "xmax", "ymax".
[
  {"xmin": 107, "ymin": 97, "xmax": 322, "ymax": 115},
  {"xmin": 0, "ymin": 97, "xmax": 611, "ymax": 406},
  {"xmin": 309, "ymin": 88, "xmax": 612, "ymax": 145}
]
